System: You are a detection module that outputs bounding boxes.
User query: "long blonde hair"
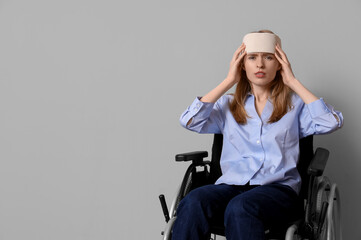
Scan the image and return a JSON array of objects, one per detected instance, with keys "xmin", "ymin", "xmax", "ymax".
[{"xmin": 229, "ymin": 30, "xmax": 292, "ymax": 124}]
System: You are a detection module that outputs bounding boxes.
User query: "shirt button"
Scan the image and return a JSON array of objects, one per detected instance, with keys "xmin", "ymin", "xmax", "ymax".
[
  {"xmin": 260, "ymin": 158, "xmax": 264, "ymax": 161},
  {"xmin": 256, "ymin": 140, "xmax": 260, "ymax": 144}
]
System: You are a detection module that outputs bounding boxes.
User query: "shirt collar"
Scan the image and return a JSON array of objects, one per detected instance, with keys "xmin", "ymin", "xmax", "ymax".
[{"xmin": 247, "ymin": 92, "xmax": 272, "ymax": 103}]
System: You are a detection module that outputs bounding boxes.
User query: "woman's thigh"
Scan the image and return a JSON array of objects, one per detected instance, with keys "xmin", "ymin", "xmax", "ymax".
[
  {"xmin": 225, "ymin": 183, "xmax": 303, "ymax": 226},
  {"xmin": 178, "ymin": 184, "xmax": 241, "ymax": 220}
]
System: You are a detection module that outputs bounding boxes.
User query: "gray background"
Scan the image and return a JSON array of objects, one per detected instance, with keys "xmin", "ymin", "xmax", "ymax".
[{"xmin": 0, "ymin": 0, "xmax": 359, "ymax": 239}]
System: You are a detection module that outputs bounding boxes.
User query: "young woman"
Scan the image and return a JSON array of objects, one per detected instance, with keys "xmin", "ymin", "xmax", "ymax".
[{"xmin": 172, "ymin": 30, "xmax": 343, "ymax": 240}]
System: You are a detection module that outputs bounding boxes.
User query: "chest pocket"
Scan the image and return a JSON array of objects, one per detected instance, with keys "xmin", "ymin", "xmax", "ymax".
[{"xmin": 264, "ymin": 119, "xmax": 298, "ymax": 150}]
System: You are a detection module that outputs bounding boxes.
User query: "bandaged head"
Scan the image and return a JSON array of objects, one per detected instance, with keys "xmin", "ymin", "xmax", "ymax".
[{"xmin": 242, "ymin": 32, "xmax": 281, "ymax": 54}]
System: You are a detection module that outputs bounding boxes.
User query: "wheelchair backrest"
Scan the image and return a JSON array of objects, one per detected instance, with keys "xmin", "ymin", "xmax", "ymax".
[{"xmin": 208, "ymin": 134, "xmax": 314, "ymax": 199}]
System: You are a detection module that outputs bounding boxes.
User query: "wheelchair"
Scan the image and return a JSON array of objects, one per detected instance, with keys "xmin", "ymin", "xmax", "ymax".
[{"xmin": 159, "ymin": 134, "xmax": 342, "ymax": 240}]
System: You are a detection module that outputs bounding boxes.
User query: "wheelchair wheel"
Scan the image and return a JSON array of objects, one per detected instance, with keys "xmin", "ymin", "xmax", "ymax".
[
  {"xmin": 315, "ymin": 177, "xmax": 331, "ymax": 240},
  {"xmin": 314, "ymin": 177, "xmax": 331, "ymax": 223},
  {"xmin": 162, "ymin": 164, "xmax": 210, "ymax": 240},
  {"xmin": 171, "ymin": 167, "xmax": 196, "ymax": 217},
  {"xmin": 325, "ymin": 184, "xmax": 342, "ymax": 240},
  {"xmin": 313, "ymin": 178, "xmax": 342, "ymax": 240},
  {"xmin": 285, "ymin": 223, "xmax": 303, "ymax": 240}
]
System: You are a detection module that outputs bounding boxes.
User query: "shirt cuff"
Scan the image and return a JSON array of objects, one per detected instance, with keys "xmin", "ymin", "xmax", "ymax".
[
  {"xmin": 306, "ymin": 98, "xmax": 330, "ymax": 118},
  {"xmin": 189, "ymin": 97, "xmax": 215, "ymax": 115}
]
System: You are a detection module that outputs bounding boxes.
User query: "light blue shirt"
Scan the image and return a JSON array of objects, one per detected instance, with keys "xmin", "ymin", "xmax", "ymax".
[{"xmin": 180, "ymin": 94, "xmax": 343, "ymax": 194}]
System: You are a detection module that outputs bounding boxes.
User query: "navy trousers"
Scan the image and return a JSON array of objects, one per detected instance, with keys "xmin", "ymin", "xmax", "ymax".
[{"xmin": 172, "ymin": 183, "xmax": 303, "ymax": 240}]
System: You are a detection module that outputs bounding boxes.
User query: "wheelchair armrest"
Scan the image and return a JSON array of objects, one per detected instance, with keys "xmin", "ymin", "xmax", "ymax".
[
  {"xmin": 175, "ymin": 151, "xmax": 208, "ymax": 165},
  {"xmin": 307, "ymin": 148, "xmax": 329, "ymax": 176}
]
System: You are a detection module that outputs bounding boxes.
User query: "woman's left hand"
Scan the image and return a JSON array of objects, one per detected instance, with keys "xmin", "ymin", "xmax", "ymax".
[
  {"xmin": 275, "ymin": 44, "xmax": 319, "ymax": 104},
  {"xmin": 274, "ymin": 44, "xmax": 297, "ymax": 87}
]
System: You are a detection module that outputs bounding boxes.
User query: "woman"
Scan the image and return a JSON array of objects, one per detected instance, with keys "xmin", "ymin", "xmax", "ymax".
[{"xmin": 172, "ymin": 30, "xmax": 343, "ymax": 240}]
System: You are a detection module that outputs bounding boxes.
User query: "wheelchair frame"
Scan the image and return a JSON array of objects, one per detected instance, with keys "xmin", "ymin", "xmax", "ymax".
[{"xmin": 159, "ymin": 134, "xmax": 342, "ymax": 240}]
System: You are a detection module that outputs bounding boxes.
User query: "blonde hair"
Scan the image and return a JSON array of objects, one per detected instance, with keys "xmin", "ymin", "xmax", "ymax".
[{"xmin": 229, "ymin": 30, "xmax": 292, "ymax": 124}]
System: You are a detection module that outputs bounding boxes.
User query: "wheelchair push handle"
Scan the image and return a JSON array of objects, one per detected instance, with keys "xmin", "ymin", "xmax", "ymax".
[{"xmin": 159, "ymin": 194, "xmax": 170, "ymax": 223}]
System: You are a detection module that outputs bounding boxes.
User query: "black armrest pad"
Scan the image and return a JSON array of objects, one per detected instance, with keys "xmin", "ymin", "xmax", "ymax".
[
  {"xmin": 307, "ymin": 148, "xmax": 329, "ymax": 176},
  {"xmin": 175, "ymin": 151, "xmax": 208, "ymax": 162}
]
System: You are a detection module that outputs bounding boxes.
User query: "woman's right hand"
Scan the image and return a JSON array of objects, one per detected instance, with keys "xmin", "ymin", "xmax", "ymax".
[
  {"xmin": 200, "ymin": 43, "xmax": 247, "ymax": 103},
  {"xmin": 225, "ymin": 43, "xmax": 247, "ymax": 86}
]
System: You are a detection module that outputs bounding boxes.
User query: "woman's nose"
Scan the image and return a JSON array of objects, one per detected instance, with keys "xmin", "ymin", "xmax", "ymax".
[{"xmin": 257, "ymin": 58, "xmax": 264, "ymax": 68}]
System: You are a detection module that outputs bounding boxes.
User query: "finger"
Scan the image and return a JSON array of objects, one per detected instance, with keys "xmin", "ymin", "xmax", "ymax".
[
  {"xmin": 275, "ymin": 44, "xmax": 289, "ymax": 63},
  {"xmin": 234, "ymin": 43, "xmax": 245, "ymax": 54},
  {"xmin": 274, "ymin": 52, "xmax": 289, "ymax": 71},
  {"xmin": 275, "ymin": 49, "xmax": 287, "ymax": 65},
  {"xmin": 275, "ymin": 43, "xmax": 284, "ymax": 53},
  {"xmin": 237, "ymin": 43, "xmax": 246, "ymax": 54},
  {"xmin": 232, "ymin": 44, "xmax": 246, "ymax": 61},
  {"xmin": 232, "ymin": 45, "xmax": 243, "ymax": 60},
  {"xmin": 274, "ymin": 49, "xmax": 284, "ymax": 62},
  {"xmin": 238, "ymin": 44, "xmax": 247, "ymax": 58},
  {"xmin": 275, "ymin": 53, "xmax": 282, "ymax": 64},
  {"xmin": 235, "ymin": 49, "xmax": 247, "ymax": 65}
]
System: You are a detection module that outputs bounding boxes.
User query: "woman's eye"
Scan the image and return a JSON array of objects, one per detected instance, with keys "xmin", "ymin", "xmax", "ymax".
[
  {"xmin": 265, "ymin": 56, "xmax": 273, "ymax": 60},
  {"xmin": 248, "ymin": 56, "xmax": 256, "ymax": 60}
]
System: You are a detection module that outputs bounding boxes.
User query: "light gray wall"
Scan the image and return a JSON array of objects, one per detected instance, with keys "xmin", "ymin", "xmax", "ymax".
[{"xmin": 0, "ymin": 0, "xmax": 360, "ymax": 239}]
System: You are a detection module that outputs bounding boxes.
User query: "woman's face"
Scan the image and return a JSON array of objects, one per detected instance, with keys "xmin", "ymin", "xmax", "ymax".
[{"xmin": 243, "ymin": 52, "xmax": 280, "ymax": 88}]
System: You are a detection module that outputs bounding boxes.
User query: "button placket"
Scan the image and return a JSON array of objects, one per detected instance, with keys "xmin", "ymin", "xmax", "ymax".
[
  {"xmin": 257, "ymin": 120, "xmax": 263, "ymax": 145},
  {"xmin": 258, "ymin": 120, "xmax": 265, "ymax": 164}
]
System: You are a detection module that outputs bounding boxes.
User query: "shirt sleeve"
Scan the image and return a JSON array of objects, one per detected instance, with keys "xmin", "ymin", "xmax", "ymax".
[
  {"xmin": 299, "ymin": 98, "xmax": 344, "ymax": 138},
  {"xmin": 179, "ymin": 96, "xmax": 225, "ymax": 134}
]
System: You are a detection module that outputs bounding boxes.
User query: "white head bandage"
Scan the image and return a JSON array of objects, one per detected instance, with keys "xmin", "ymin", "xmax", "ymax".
[{"xmin": 242, "ymin": 33, "xmax": 281, "ymax": 54}]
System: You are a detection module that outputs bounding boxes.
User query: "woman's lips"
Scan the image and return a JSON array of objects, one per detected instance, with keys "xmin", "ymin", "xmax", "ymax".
[{"xmin": 255, "ymin": 71, "xmax": 266, "ymax": 78}]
